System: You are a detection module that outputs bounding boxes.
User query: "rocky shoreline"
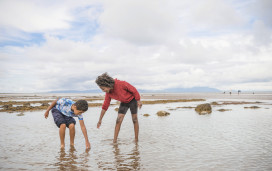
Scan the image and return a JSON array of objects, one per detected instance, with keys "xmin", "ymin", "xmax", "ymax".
[
  {"xmin": 0, "ymin": 94, "xmax": 268, "ymax": 113},
  {"xmin": 0, "ymin": 97, "xmax": 206, "ymax": 113}
]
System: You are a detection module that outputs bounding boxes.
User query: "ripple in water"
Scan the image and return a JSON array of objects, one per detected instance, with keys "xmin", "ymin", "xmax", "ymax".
[{"xmin": 0, "ymin": 95, "xmax": 272, "ymax": 170}]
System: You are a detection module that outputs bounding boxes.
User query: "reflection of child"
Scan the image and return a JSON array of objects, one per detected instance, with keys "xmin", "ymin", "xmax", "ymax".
[
  {"xmin": 95, "ymin": 73, "xmax": 142, "ymax": 143},
  {"xmin": 44, "ymin": 98, "xmax": 91, "ymax": 149}
]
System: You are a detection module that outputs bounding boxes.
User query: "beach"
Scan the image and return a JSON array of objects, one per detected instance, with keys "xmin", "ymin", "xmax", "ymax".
[{"xmin": 0, "ymin": 93, "xmax": 272, "ymax": 170}]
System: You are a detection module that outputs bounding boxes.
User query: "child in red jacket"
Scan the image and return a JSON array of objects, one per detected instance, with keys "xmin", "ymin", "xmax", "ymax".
[{"xmin": 95, "ymin": 73, "xmax": 142, "ymax": 143}]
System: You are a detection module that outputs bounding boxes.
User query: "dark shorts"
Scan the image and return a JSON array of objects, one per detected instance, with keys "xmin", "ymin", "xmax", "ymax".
[
  {"xmin": 118, "ymin": 98, "xmax": 138, "ymax": 115},
  {"xmin": 52, "ymin": 107, "xmax": 76, "ymax": 128}
]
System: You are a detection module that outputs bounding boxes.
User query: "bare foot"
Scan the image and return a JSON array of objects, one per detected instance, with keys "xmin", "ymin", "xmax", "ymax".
[
  {"xmin": 85, "ymin": 148, "xmax": 91, "ymax": 153},
  {"xmin": 69, "ymin": 145, "xmax": 76, "ymax": 152}
]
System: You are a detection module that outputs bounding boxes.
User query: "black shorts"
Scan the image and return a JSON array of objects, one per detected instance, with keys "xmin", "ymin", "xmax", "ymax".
[
  {"xmin": 118, "ymin": 98, "xmax": 138, "ymax": 115},
  {"xmin": 52, "ymin": 107, "xmax": 76, "ymax": 128}
]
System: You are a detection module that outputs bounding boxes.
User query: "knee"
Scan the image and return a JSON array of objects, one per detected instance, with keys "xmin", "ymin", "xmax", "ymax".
[
  {"xmin": 116, "ymin": 116, "xmax": 124, "ymax": 124},
  {"xmin": 60, "ymin": 124, "xmax": 66, "ymax": 129},
  {"xmin": 69, "ymin": 123, "xmax": 75, "ymax": 129},
  {"xmin": 132, "ymin": 117, "xmax": 138, "ymax": 124}
]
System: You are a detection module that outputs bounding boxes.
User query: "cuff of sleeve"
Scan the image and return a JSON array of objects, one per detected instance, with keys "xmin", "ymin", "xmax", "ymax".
[{"xmin": 102, "ymin": 107, "xmax": 108, "ymax": 111}]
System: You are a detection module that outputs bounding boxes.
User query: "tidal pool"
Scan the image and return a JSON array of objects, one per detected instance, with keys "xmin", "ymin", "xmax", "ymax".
[{"xmin": 0, "ymin": 96, "xmax": 272, "ymax": 170}]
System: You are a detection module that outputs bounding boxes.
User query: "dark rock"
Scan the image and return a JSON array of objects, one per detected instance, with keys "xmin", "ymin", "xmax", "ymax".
[
  {"xmin": 17, "ymin": 112, "xmax": 25, "ymax": 116},
  {"xmin": 176, "ymin": 106, "xmax": 195, "ymax": 109},
  {"xmin": 23, "ymin": 103, "xmax": 31, "ymax": 106},
  {"xmin": 157, "ymin": 111, "xmax": 170, "ymax": 116},
  {"xmin": 3, "ymin": 104, "xmax": 12, "ymax": 109},
  {"xmin": 195, "ymin": 103, "xmax": 212, "ymax": 114},
  {"xmin": 41, "ymin": 103, "xmax": 49, "ymax": 106},
  {"xmin": 217, "ymin": 109, "xmax": 232, "ymax": 112},
  {"xmin": 210, "ymin": 102, "xmax": 220, "ymax": 105},
  {"xmin": 244, "ymin": 106, "xmax": 260, "ymax": 109}
]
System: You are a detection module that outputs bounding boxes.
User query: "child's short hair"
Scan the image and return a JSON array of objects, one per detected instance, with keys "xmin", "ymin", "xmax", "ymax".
[
  {"xmin": 74, "ymin": 100, "xmax": 88, "ymax": 111},
  {"xmin": 95, "ymin": 72, "xmax": 115, "ymax": 88}
]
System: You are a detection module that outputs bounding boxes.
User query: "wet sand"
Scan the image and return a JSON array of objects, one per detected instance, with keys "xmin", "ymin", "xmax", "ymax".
[{"xmin": 0, "ymin": 93, "xmax": 272, "ymax": 170}]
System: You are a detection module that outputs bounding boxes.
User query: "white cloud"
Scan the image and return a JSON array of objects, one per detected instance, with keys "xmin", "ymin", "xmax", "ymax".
[
  {"xmin": 0, "ymin": 0, "xmax": 72, "ymax": 32},
  {"xmin": 99, "ymin": 0, "xmax": 180, "ymax": 45},
  {"xmin": 0, "ymin": 0, "xmax": 272, "ymax": 93},
  {"xmin": 189, "ymin": 0, "xmax": 245, "ymax": 29},
  {"xmin": 249, "ymin": 0, "xmax": 272, "ymax": 26},
  {"xmin": 252, "ymin": 20, "xmax": 272, "ymax": 46}
]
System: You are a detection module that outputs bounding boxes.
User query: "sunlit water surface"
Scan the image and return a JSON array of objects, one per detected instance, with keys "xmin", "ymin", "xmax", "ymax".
[{"xmin": 0, "ymin": 94, "xmax": 272, "ymax": 170}]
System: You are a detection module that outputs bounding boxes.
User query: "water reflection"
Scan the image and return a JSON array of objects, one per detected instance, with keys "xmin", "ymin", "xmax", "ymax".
[
  {"xmin": 79, "ymin": 148, "xmax": 91, "ymax": 169},
  {"xmin": 54, "ymin": 146, "xmax": 90, "ymax": 170},
  {"xmin": 113, "ymin": 143, "xmax": 141, "ymax": 170},
  {"xmin": 16, "ymin": 112, "xmax": 24, "ymax": 116},
  {"xmin": 1, "ymin": 94, "xmax": 272, "ymax": 170}
]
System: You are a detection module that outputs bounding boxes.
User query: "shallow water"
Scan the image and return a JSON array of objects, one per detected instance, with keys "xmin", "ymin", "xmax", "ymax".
[{"xmin": 1, "ymin": 94, "xmax": 272, "ymax": 170}]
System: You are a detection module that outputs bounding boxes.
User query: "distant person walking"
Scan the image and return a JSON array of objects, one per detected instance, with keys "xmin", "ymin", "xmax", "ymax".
[{"xmin": 95, "ymin": 73, "xmax": 142, "ymax": 143}]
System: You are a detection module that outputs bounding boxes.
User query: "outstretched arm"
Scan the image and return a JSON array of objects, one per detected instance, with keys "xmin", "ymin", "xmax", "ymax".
[
  {"xmin": 44, "ymin": 98, "xmax": 59, "ymax": 119},
  {"xmin": 79, "ymin": 119, "xmax": 91, "ymax": 149},
  {"xmin": 137, "ymin": 100, "xmax": 142, "ymax": 109},
  {"xmin": 98, "ymin": 94, "xmax": 111, "ymax": 128},
  {"xmin": 97, "ymin": 109, "xmax": 106, "ymax": 128}
]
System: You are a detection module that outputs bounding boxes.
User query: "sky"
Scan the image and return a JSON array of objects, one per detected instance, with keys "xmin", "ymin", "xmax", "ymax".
[{"xmin": 0, "ymin": 0, "xmax": 271, "ymax": 93}]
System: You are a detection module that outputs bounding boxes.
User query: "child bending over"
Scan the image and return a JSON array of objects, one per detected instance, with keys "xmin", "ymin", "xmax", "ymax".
[{"xmin": 44, "ymin": 98, "xmax": 91, "ymax": 149}]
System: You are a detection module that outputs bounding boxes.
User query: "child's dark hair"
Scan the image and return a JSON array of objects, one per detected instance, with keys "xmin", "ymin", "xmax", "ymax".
[
  {"xmin": 95, "ymin": 72, "xmax": 115, "ymax": 88},
  {"xmin": 74, "ymin": 100, "xmax": 88, "ymax": 111}
]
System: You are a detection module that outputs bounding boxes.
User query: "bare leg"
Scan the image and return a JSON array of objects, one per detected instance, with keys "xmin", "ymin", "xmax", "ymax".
[
  {"xmin": 113, "ymin": 114, "xmax": 125, "ymax": 143},
  {"xmin": 132, "ymin": 114, "xmax": 139, "ymax": 142},
  {"xmin": 59, "ymin": 124, "xmax": 66, "ymax": 148},
  {"xmin": 69, "ymin": 123, "xmax": 75, "ymax": 147}
]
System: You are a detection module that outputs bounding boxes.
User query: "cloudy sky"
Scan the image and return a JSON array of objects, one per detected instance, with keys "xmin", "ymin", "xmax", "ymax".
[{"xmin": 0, "ymin": 0, "xmax": 271, "ymax": 93}]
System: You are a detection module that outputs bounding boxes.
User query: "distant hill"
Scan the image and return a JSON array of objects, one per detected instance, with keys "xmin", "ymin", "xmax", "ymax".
[
  {"xmin": 139, "ymin": 87, "xmax": 221, "ymax": 93},
  {"xmin": 47, "ymin": 89, "xmax": 102, "ymax": 93},
  {"xmin": 48, "ymin": 87, "xmax": 221, "ymax": 93}
]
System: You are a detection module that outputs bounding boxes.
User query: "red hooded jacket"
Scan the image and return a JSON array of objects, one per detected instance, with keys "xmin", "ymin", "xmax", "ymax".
[{"xmin": 102, "ymin": 79, "xmax": 141, "ymax": 111}]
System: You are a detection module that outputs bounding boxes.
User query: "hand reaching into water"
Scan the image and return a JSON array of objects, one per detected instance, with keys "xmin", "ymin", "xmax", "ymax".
[
  {"xmin": 97, "ymin": 121, "xmax": 102, "ymax": 128},
  {"xmin": 86, "ymin": 141, "xmax": 91, "ymax": 149},
  {"xmin": 44, "ymin": 111, "xmax": 49, "ymax": 119},
  {"xmin": 137, "ymin": 101, "xmax": 142, "ymax": 109}
]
